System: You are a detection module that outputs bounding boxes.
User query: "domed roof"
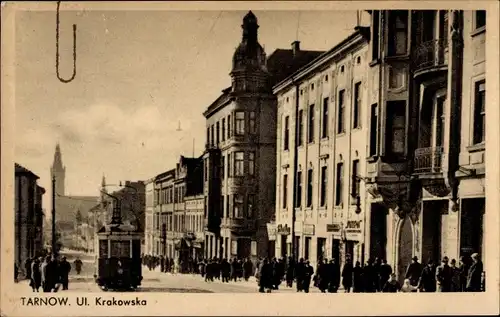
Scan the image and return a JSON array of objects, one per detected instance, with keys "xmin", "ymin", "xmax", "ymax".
[
  {"xmin": 232, "ymin": 11, "xmax": 266, "ymax": 72},
  {"xmin": 243, "ymin": 10, "xmax": 257, "ymax": 25}
]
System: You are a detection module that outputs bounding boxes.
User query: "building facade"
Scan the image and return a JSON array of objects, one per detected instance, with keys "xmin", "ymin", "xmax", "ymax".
[
  {"xmin": 15, "ymin": 163, "xmax": 46, "ymax": 277},
  {"xmin": 272, "ymin": 28, "xmax": 371, "ymax": 269},
  {"xmin": 203, "ymin": 11, "xmax": 325, "ymax": 262},
  {"xmin": 146, "ymin": 156, "xmax": 204, "ymax": 265},
  {"xmin": 363, "ymin": 10, "xmax": 487, "ymax": 281}
]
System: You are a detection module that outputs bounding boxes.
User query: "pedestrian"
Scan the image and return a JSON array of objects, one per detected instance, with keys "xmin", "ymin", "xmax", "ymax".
[
  {"xmin": 352, "ymin": 261, "xmax": 364, "ymax": 293},
  {"xmin": 466, "ymin": 253, "xmax": 483, "ymax": 292},
  {"xmin": 243, "ymin": 258, "xmax": 253, "ymax": 282},
  {"xmin": 303, "ymin": 260, "xmax": 314, "ymax": 293},
  {"xmin": 258, "ymin": 258, "xmax": 273, "ymax": 293},
  {"xmin": 400, "ymin": 278, "xmax": 418, "ymax": 293},
  {"xmin": 40, "ymin": 256, "xmax": 52, "ymax": 292},
  {"xmin": 294, "ymin": 258, "xmax": 305, "ymax": 292},
  {"xmin": 59, "ymin": 256, "xmax": 72, "ymax": 290},
  {"xmin": 449, "ymin": 259, "xmax": 461, "ymax": 292},
  {"xmin": 221, "ymin": 259, "xmax": 231, "ymax": 283},
  {"xmin": 382, "ymin": 273, "xmax": 400, "ymax": 293},
  {"xmin": 405, "ymin": 256, "xmax": 422, "ymax": 287},
  {"xmin": 373, "ymin": 258, "xmax": 382, "ymax": 292},
  {"xmin": 74, "ymin": 257, "xmax": 83, "ymax": 275},
  {"xmin": 379, "ymin": 259, "xmax": 392, "ymax": 291},
  {"xmin": 341, "ymin": 258, "xmax": 353, "ymax": 293},
  {"xmin": 315, "ymin": 259, "xmax": 328, "ymax": 292},
  {"xmin": 30, "ymin": 257, "xmax": 42, "ymax": 292},
  {"xmin": 328, "ymin": 258, "xmax": 340, "ymax": 293},
  {"xmin": 458, "ymin": 256, "xmax": 470, "ymax": 292},
  {"xmin": 417, "ymin": 260, "xmax": 437, "ymax": 292},
  {"xmin": 363, "ymin": 259, "xmax": 377, "ymax": 293}
]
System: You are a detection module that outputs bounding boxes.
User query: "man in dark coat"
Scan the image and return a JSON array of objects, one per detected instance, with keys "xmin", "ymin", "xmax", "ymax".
[
  {"xmin": 436, "ymin": 256, "xmax": 452, "ymax": 292},
  {"xmin": 418, "ymin": 260, "xmax": 437, "ymax": 292},
  {"xmin": 405, "ymin": 256, "xmax": 423, "ymax": 286},
  {"xmin": 303, "ymin": 260, "xmax": 314, "ymax": 293},
  {"xmin": 316, "ymin": 259, "xmax": 329, "ymax": 292},
  {"xmin": 243, "ymin": 258, "xmax": 253, "ymax": 281},
  {"xmin": 379, "ymin": 259, "xmax": 392, "ymax": 291},
  {"xmin": 352, "ymin": 261, "xmax": 364, "ymax": 292},
  {"xmin": 30, "ymin": 257, "xmax": 42, "ymax": 292},
  {"xmin": 59, "ymin": 256, "xmax": 72, "ymax": 290},
  {"xmin": 328, "ymin": 258, "xmax": 341, "ymax": 293},
  {"xmin": 74, "ymin": 257, "xmax": 83, "ymax": 275},
  {"xmin": 363, "ymin": 259, "xmax": 377, "ymax": 293},
  {"xmin": 221, "ymin": 259, "xmax": 231, "ymax": 283},
  {"xmin": 258, "ymin": 258, "xmax": 273, "ymax": 293},
  {"xmin": 458, "ymin": 256, "xmax": 470, "ymax": 292},
  {"xmin": 341, "ymin": 258, "xmax": 354, "ymax": 293},
  {"xmin": 294, "ymin": 258, "xmax": 305, "ymax": 292},
  {"xmin": 466, "ymin": 253, "xmax": 483, "ymax": 292}
]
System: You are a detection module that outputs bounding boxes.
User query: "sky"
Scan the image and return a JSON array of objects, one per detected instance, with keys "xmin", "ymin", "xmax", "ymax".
[{"xmin": 14, "ymin": 5, "xmax": 368, "ymax": 200}]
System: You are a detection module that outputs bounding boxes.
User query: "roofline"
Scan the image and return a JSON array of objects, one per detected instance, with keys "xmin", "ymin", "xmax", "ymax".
[
  {"xmin": 203, "ymin": 87, "xmax": 233, "ymax": 119},
  {"xmin": 15, "ymin": 163, "xmax": 40, "ymax": 179},
  {"xmin": 272, "ymin": 30, "xmax": 369, "ymax": 93}
]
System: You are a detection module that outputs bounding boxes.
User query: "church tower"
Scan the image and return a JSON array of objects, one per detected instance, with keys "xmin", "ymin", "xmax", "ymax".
[
  {"xmin": 230, "ymin": 11, "xmax": 270, "ymax": 93},
  {"xmin": 50, "ymin": 143, "xmax": 66, "ymax": 196}
]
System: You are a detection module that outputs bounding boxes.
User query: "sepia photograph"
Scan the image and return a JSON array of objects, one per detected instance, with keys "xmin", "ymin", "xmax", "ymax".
[{"xmin": 1, "ymin": 1, "xmax": 499, "ymax": 316}]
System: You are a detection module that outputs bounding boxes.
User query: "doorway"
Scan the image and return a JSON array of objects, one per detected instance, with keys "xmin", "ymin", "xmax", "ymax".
[
  {"xmin": 345, "ymin": 240, "xmax": 355, "ymax": 263},
  {"xmin": 317, "ymin": 238, "xmax": 326, "ymax": 261},
  {"xmin": 280, "ymin": 235, "xmax": 288, "ymax": 258},
  {"xmin": 304, "ymin": 237, "xmax": 311, "ymax": 260},
  {"xmin": 460, "ymin": 198, "xmax": 484, "ymax": 258},
  {"xmin": 421, "ymin": 200, "xmax": 445, "ymax": 264},
  {"xmin": 331, "ymin": 239, "xmax": 340, "ymax": 262},
  {"xmin": 370, "ymin": 203, "xmax": 387, "ymax": 261},
  {"xmin": 237, "ymin": 238, "xmax": 251, "ymax": 258}
]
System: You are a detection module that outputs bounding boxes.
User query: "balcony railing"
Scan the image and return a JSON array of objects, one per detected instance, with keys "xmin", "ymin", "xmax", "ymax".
[
  {"xmin": 413, "ymin": 39, "xmax": 448, "ymax": 71},
  {"xmin": 414, "ymin": 146, "xmax": 444, "ymax": 174}
]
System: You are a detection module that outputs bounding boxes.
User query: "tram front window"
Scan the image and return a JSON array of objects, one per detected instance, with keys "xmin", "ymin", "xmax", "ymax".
[{"xmin": 111, "ymin": 240, "xmax": 131, "ymax": 258}]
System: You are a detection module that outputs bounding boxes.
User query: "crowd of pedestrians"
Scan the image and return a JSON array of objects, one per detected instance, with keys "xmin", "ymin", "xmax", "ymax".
[{"xmin": 16, "ymin": 254, "xmax": 82, "ymax": 293}]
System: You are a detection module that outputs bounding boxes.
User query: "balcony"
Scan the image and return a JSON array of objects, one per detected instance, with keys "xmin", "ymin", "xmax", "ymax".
[
  {"xmin": 414, "ymin": 147, "xmax": 444, "ymax": 174},
  {"xmin": 222, "ymin": 217, "xmax": 256, "ymax": 232},
  {"xmin": 413, "ymin": 39, "xmax": 448, "ymax": 76}
]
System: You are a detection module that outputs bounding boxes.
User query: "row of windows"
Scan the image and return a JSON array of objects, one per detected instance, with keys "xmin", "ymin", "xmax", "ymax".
[
  {"xmin": 207, "ymin": 111, "xmax": 257, "ymax": 146},
  {"xmin": 371, "ymin": 10, "xmax": 486, "ymax": 62},
  {"xmin": 283, "ymin": 160, "xmax": 360, "ymax": 210},
  {"xmin": 283, "ymin": 82, "xmax": 363, "ymax": 150},
  {"xmin": 204, "ymin": 151, "xmax": 256, "ymax": 181},
  {"xmin": 153, "ymin": 213, "xmax": 204, "ymax": 233},
  {"xmin": 153, "ymin": 184, "xmax": 185, "ymax": 205},
  {"xmin": 204, "ymin": 193, "xmax": 255, "ymax": 219}
]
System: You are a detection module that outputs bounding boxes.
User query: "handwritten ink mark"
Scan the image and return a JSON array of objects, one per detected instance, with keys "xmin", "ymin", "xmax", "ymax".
[{"xmin": 56, "ymin": 1, "xmax": 77, "ymax": 83}]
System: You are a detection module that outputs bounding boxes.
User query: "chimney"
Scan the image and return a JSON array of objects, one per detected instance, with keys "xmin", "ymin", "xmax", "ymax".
[{"xmin": 291, "ymin": 41, "xmax": 300, "ymax": 57}]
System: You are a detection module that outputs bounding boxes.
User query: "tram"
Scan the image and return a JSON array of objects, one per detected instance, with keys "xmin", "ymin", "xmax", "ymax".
[{"xmin": 94, "ymin": 199, "xmax": 143, "ymax": 291}]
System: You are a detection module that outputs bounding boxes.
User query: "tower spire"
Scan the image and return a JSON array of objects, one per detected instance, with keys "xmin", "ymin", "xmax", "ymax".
[{"xmin": 50, "ymin": 142, "xmax": 66, "ymax": 196}]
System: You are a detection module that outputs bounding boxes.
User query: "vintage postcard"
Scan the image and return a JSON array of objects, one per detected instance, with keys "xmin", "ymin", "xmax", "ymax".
[{"xmin": 1, "ymin": 1, "xmax": 499, "ymax": 316}]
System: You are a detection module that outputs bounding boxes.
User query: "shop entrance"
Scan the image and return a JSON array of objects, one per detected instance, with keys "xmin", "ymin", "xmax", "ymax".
[
  {"xmin": 460, "ymin": 198, "xmax": 484, "ymax": 258},
  {"xmin": 317, "ymin": 237, "xmax": 326, "ymax": 261},
  {"xmin": 280, "ymin": 235, "xmax": 288, "ymax": 258}
]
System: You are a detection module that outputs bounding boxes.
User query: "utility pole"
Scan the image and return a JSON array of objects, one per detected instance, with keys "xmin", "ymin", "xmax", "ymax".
[{"xmin": 51, "ymin": 175, "xmax": 57, "ymax": 257}]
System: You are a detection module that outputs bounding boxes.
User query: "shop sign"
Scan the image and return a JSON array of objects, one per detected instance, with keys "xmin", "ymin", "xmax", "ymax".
[
  {"xmin": 345, "ymin": 220, "xmax": 362, "ymax": 233},
  {"xmin": 277, "ymin": 224, "xmax": 291, "ymax": 235},
  {"xmin": 303, "ymin": 224, "xmax": 315, "ymax": 236},
  {"xmin": 326, "ymin": 223, "xmax": 341, "ymax": 232},
  {"xmin": 266, "ymin": 223, "xmax": 277, "ymax": 241},
  {"xmin": 251, "ymin": 241, "xmax": 257, "ymax": 256}
]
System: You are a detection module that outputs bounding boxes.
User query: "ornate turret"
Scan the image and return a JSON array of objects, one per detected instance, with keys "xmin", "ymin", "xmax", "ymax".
[{"xmin": 231, "ymin": 11, "xmax": 269, "ymax": 93}]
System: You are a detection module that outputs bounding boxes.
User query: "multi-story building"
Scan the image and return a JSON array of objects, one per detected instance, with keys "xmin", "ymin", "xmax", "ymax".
[
  {"xmin": 363, "ymin": 10, "xmax": 487, "ymax": 281},
  {"xmin": 203, "ymin": 11, "xmax": 323, "ymax": 261},
  {"xmin": 15, "ymin": 163, "xmax": 46, "ymax": 277},
  {"xmin": 146, "ymin": 156, "xmax": 204, "ymax": 264},
  {"xmin": 272, "ymin": 27, "xmax": 371, "ymax": 269}
]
